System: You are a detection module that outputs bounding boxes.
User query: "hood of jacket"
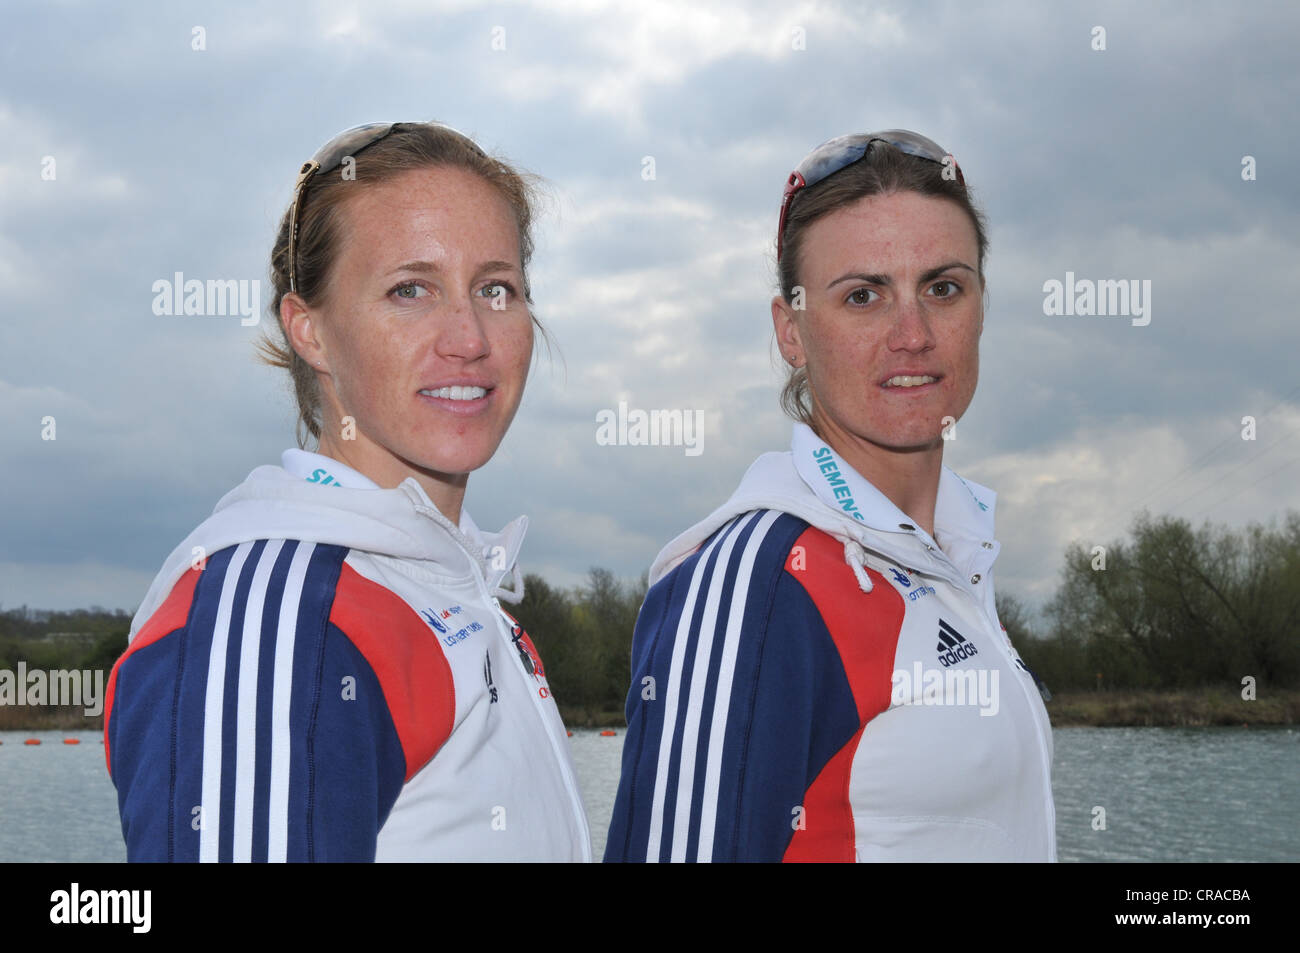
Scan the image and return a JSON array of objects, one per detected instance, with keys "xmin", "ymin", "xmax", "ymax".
[
  {"xmin": 129, "ymin": 449, "xmax": 528, "ymax": 642},
  {"xmin": 650, "ymin": 423, "xmax": 1001, "ymax": 595}
]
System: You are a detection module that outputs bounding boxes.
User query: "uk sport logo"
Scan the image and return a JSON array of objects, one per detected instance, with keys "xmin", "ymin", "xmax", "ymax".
[
  {"xmin": 935, "ymin": 618, "xmax": 979, "ymax": 668},
  {"xmin": 421, "ymin": 606, "xmax": 466, "ymax": 635}
]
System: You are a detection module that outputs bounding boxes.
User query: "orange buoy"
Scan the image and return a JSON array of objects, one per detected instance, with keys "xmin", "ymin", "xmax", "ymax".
[
  {"xmin": 64, "ymin": 738, "xmax": 81, "ymax": 745},
  {"xmin": 600, "ymin": 730, "xmax": 616, "ymax": 737},
  {"xmin": 24, "ymin": 738, "xmax": 41, "ymax": 745},
  {"xmin": 566, "ymin": 731, "xmax": 573, "ymax": 736}
]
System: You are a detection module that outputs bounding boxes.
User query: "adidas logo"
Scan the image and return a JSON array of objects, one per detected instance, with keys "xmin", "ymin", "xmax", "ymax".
[{"xmin": 936, "ymin": 618, "xmax": 979, "ymax": 668}]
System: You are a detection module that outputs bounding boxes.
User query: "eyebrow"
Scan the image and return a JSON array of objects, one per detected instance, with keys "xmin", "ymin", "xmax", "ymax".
[
  {"xmin": 387, "ymin": 259, "xmax": 519, "ymax": 278},
  {"xmin": 826, "ymin": 261, "xmax": 976, "ymax": 290}
]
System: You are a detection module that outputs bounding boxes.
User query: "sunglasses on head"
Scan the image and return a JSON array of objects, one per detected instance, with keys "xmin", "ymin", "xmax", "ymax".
[
  {"xmin": 776, "ymin": 129, "xmax": 964, "ymax": 261},
  {"xmin": 286, "ymin": 121, "xmax": 483, "ymax": 292}
]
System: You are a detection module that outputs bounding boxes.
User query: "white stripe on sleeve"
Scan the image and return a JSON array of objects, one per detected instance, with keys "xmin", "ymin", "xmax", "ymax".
[
  {"xmin": 694, "ymin": 509, "xmax": 782, "ymax": 861},
  {"xmin": 669, "ymin": 512, "xmax": 758, "ymax": 862},
  {"xmin": 644, "ymin": 516, "xmax": 744, "ymax": 863},
  {"xmin": 199, "ymin": 541, "xmax": 254, "ymax": 863}
]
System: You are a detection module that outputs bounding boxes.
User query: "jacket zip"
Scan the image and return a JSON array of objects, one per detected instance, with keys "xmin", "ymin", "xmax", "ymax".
[
  {"xmin": 406, "ymin": 486, "xmax": 593, "ymax": 861},
  {"xmin": 483, "ymin": 589, "xmax": 593, "ymax": 862}
]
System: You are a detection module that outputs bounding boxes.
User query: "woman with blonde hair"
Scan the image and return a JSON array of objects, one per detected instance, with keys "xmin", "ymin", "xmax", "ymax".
[{"xmin": 107, "ymin": 122, "xmax": 591, "ymax": 862}]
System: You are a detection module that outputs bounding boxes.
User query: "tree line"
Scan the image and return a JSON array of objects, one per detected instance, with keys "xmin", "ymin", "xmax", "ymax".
[
  {"xmin": 515, "ymin": 568, "xmax": 648, "ymax": 725},
  {"xmin": 0, "ymin": 607, "xmax": 130, "ymax": 676},
  {"xmin": 4, "ymin": 512, "xmax": 1296, "ymax": 722},
  {"xmin": 520, "ymin": 511, "xmax": 1300, "ymax": 715},
  {"xmin": 1006, "ymin": 512, "xmax": 1300, "ymax": 693}
]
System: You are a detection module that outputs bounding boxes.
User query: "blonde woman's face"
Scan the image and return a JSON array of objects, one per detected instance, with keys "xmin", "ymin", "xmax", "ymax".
[
  {"xmin": 775, "ymin": 190, "xmax": 983, "ymax": 454},
  {"xmin": 310, "ymin": 165, "xmax": 533, "ymax": 483}
]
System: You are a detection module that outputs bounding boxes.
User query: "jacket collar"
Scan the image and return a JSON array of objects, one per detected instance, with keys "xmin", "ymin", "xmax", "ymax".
[
  {"xmin": 281, "ymin": 448, "xmax": 380, "ymax": 489},
  {"xmin": 650, "ymin": 424, "xmax": 1000, "ymax": 589},
  {"xmin": 280, "ymin": 449, "xmax": 526, "ymax": 594},
  {"xmin": 790, "ymin": 423, "xmax": 1000, "ymax": 587},
  {"xmin": 129, "ymin": 451, "xmax": 528, "ymax": 641},
  {"xmin": 790, "ymin": 423, "xmax": 996, "ymax": 546}
]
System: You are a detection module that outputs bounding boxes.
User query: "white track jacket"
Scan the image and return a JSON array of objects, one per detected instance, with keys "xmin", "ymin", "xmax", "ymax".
[
  {"xmin": 107, "ymin": 450, "xmax": 592, "ymax": 862},
  {"xmin": 605, "ymin": 424, "xmax": 1056, "ymax": 862}
]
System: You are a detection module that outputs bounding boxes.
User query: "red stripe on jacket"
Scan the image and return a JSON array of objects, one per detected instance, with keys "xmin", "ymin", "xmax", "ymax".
[
  {"xmin": 781, "ymin": 527, "xmax": 904, "ymax": 862},
  {"xmin": 104, "ymin": 568, "xmax": 202, "ymax": 774},
  {"xmin": 328, "ymin": 562, "xmax": 456, "ymax": 781}
]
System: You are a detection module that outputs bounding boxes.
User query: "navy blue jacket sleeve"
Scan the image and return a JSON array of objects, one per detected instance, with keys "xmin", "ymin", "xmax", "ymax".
[
  {"xmin": 605, "ymin": 511, "xmax": 860, "ymax": 862},
  {"xmin": 107, "ymin": 540, "xmax": 408, "ymax": 862}
]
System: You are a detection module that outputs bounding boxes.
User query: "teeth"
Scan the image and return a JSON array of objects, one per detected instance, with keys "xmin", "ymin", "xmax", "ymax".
[
  {"xmin": 884, "ymin": 375, "xmax": 937, "ymax": 388},
  {"xmin": 420, "ymin": 386, "xmax": 487, "ymax": 400}
]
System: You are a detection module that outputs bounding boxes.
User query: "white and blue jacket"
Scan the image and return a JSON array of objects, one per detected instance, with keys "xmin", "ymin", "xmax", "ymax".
[
  {"xmin": 107, "ymin": 450, "xmax": 592, "ymax": 862},
  {"xmin": 605, "ymin": 424, "xmax": 1056, "ymax": 862}
]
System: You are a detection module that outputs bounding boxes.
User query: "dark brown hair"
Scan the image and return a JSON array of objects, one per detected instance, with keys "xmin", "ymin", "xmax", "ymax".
[
  {"xmin": 258, "ymin": 123, "xmax": 545, "ymax": 447},
  {"xmin": 776, "ymin": 141, "xmax": 989, "ymax": 426}
]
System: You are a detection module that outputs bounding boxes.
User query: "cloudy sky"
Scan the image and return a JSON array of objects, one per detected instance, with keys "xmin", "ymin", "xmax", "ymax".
[{"xmin": 2, "ymin": 0, "xmax": 1297, "ymax": 625}]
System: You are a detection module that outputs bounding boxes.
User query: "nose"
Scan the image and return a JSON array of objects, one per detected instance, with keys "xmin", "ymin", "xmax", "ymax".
[
  {"xmin": 435, "ymin": 293, "xmax": 491, "ymax": 361},
  {"xmin": 885, "ymin": 295, "xmax": 935, "ymax": 353}
]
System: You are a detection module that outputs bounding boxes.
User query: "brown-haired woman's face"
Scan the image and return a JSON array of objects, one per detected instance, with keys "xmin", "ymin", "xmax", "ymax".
[
  {"xmin": 310, "ymin": 165, "xmax": 533, "ymax": 480},
  {"xmin": 774, "ymin": 190, "xmax": 983, "ymax": 454}
]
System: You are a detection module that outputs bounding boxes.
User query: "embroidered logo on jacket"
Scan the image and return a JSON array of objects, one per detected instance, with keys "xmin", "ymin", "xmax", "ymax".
[
  {"xmin": 936, "ymin": 618, "xmax": 979, "ymax": 668},
  {"xmin": 887, "ymin": 565, "xmax": 936, "ymax": 602},
  {"xmin": 421, "ymin": 606, "xmax": 483, "ymax": 647}
]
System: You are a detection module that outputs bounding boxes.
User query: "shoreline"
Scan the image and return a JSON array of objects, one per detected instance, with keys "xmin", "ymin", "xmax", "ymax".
[
  {"xmin": 1042, "ymin": 689, "xmax": 1299, "ymax": 727},
  {"xmin": 562, "ymin": 689, "xmax": 1300, "ymax": 729},
  {"xmin": 3, "ymin": 689, "xmax": 1296, "ymax": 732}
]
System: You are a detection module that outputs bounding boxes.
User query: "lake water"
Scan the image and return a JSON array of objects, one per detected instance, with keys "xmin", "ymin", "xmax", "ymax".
[{"xmin": 1, "ymin": 726, "xmax": 1296, "ymax": 862}]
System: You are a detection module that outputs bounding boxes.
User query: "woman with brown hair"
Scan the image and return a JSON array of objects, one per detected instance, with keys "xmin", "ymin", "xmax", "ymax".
[
  {"xmin": 106, "ymin": 122, "xmax": 591, "ymax": 862},
  {"xmin": 607, "ymin": 130, "xmax": 1055, "ymax": 862}
]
